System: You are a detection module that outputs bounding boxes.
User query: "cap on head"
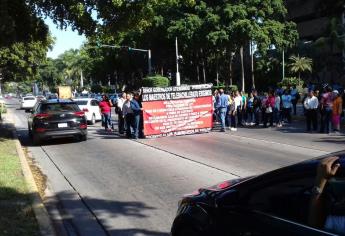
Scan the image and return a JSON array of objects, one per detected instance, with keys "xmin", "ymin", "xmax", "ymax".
[{"xmin": 333, "ymin": 90, "xmax": 339, "ymax": 95}]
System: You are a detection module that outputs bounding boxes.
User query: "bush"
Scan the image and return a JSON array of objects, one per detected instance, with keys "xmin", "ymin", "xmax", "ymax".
[
  {"xmin": 142, "ymin": 75, "xmax": 170, "ymax": 87},
  {"xmin": 278, "ymin": 77, "xmax": 298, "ymax": 87}
]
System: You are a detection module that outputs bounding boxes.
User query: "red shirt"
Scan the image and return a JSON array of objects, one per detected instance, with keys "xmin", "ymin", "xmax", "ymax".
[{"xmin": 99, "ymin": 101, "xmax": 111, "ymax": 113}]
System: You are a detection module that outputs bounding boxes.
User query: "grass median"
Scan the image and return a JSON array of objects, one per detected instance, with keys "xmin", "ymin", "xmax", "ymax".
[{"xmin": 0, "ymin": 125, "xmax": 40, "ymax": 236}]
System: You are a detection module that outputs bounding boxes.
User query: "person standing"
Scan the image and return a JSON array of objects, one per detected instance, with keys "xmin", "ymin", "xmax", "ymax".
[
  {"xmin": 274, "ymin": 91, "xmax": 282, "ymax": 127},
  {"xmin": 233, "ymin": 91, "xmax": 243, "ymax": 130},
  {"xmin": 290, "ymin": 85, "xmax": 299, "ymax": 115},
  {"xmin": 99, "ymin": 95, "xmax": 113, "ymax": 131},
  {"xmin": 133, "ymin": 92, "xmax": 144, "ymax": 138},
  {"xmin": 252, "ymin": 90, "xmax": 261, "ymax": 126},
  {"xmin": 216, "ymin": 89, "xmax": 229, "ymax": 132},
  {"xmin": 263, "ymin": 90, "xmax": 275, "ymax": 128},
  {"xmin": 116, "ymin": 92, "xmax": 126, "ymax": 134},
  {"xmin": 246, "ymin": 92, "xmax": 254, "ymax": 125},
  {"xmin": 240, "ymin": 91, "xmax": 247, "ymax": 126},
  {"xmin": 332, "ymin": 90, "xmax": 343, "ymax": 132},
  {"xmin": 123, "ymin": 93, "xmax": 134, "ymax": 138},
  {"xmin": 320, "ymin": 86, "xmax": 333, "ymax": 134},
  {"xmin": 304, "ymin": 90, "xmax": 319, "ymax": 132},
  {"xmin": 281, "ymin": 89, "xmax": 292, "ymax": 123}
]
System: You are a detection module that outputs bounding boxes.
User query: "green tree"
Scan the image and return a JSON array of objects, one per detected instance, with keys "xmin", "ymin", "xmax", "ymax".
[{"xmin": 288, "ymin": 55, "xmax": 312, "ymax": 85}]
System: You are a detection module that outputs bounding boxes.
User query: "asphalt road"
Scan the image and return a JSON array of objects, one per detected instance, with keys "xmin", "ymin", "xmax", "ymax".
[{"xmin": 4, "ymin": 98, "xmax": 345, "ymax": 236}]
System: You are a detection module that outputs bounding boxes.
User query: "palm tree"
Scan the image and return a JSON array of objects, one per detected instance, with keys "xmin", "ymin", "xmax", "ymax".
[{"xmin": 288, "ymin": 55, "xmax": 312, "ymax": 86}]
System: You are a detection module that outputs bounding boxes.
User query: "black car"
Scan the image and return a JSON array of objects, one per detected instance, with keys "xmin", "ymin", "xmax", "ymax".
[
  {"xmin": 28, "ymin": 99, "xmax": 88, "ymax": 145},
  {"xmin": 171, "ymin": 151, "xmax": 345, "ymax": 236}
]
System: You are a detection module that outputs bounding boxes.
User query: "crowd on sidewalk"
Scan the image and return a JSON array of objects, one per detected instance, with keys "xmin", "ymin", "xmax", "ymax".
[
  {"xmin": 98, "ymin": 92, "xmax": 145, "ymax": 139},
  {"xmin": 214, "ymin": 85, "xmax": 344, "ymax": 134}
]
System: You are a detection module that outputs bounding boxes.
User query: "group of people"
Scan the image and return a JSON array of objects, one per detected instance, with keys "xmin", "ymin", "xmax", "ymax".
[
  {"xmin": 214, "ymin": 85, "xmax": 344, "ymax": 133},
  {"xmin": 98, "ymin": 92, "xmax": 144, "ymax": 139}
]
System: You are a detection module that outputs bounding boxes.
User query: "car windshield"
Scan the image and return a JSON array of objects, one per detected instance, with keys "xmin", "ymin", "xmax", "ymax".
[
  {"xmin": 39, "ymin": 103, "xmax": 79, "ymax": 113},
  {"xmin": 75, "ymin": 100, "xmax": 88, "ymax": 105},
  {"xmin": 24, "ymin": 97, "xmax": 35, "ymax": 100}
]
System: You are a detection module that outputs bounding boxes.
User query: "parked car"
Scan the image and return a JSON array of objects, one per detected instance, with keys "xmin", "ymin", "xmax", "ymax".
[
  {"xmin": 171, "ymin": 151, "xmax": 345, "ymax": 236},
  {"xmin": 73, "ymin": 98, "xmax": 102, "ymax": 125},
  {"xmin": 20, "ymin": 96, "xmax": 38, "ymax": 110},
  {"xmin": 27, "ymin": 99, "xmax": 87, "ymax": 145}
]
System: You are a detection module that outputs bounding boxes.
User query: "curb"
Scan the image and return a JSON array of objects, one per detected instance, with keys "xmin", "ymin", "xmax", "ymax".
[{"xmin": 4, "ymin": 112, "xmax": 56, "ymax": 236}]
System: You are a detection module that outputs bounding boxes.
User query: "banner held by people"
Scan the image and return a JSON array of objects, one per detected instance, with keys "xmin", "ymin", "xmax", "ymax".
[{"xmin": 142, "ymin": 84, "xmax": 213, "ymax": 138}]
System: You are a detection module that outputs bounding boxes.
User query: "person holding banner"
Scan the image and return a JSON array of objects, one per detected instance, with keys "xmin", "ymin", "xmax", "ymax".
[
  {"xmin": 123, "ymin": 93, "xmax": 134, "ymax": 138},
  {"xmin": 216, "ymin": 89, "xmax": 229, "ymax": 132}
]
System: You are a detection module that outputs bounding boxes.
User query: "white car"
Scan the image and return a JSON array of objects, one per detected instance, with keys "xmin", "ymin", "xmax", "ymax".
[
  {"xmin": 20, "ymin": 96, "xmax": 37, "ymax": 110},
  {"xmin": 73, "ymin": 98, "xmax": 102, "ymax": 125}
]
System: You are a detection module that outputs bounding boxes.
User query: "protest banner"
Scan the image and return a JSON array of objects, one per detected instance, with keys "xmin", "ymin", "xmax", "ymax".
[{"xmin": 142, "ymin": 84, "xmax": 213, "ymax": 138}]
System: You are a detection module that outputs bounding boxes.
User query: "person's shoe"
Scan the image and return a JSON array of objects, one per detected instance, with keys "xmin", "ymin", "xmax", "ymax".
[
  {"xmin": 233, "ymin": 128, "xmax": 237, "ymax": 131},
  {"xmin": 220, "ymin": 129, "xmax": 226, "ymax": 132}
]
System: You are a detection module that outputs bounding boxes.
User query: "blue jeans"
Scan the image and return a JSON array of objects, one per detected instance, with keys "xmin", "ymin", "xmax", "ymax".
[
  {"xmin": 133, "ymin": 114, "xmax": 140, "ymax": 138},
  {"xmin": 102, "ymin": 113, "xmax": 111, "ymax": 130},
  {"xmin": 273, "ymin": 108, "xmax": 281, "ymax": 124},
  {"xmin": 219, "ymin": 108, "xmax": 227, "ymax": 130}
]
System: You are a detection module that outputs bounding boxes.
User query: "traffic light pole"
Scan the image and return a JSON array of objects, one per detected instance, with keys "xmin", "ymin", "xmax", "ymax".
[{"xmin": 97, "ymin": 44, "xmax": 152, "ymax": 75}]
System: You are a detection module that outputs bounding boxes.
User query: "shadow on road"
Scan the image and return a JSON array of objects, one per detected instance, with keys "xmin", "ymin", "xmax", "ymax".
[{"xmin": 44, "ymin": 191, "xmax": 169, "ymax": 236}]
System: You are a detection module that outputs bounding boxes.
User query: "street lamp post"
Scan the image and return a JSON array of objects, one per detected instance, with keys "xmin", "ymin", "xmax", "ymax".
[{"xmin": 175, "ymin": 37, "xmax": 181, "ymax": 86}]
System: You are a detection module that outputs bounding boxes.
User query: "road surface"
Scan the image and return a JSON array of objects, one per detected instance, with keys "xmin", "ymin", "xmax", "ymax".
[{"xmin": 4, "ymin": 98, "xmax": 344, "ymax": 236}]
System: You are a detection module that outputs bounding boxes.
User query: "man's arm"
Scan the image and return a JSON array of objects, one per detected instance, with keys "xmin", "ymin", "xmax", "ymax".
[{"xmin": 308, "ymin": 156, "xmax": 340, "ymax": 228}]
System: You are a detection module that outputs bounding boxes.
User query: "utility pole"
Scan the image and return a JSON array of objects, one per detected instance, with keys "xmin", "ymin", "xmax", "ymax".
[{"xmin": 175, "ymin": 37, "xmax": 181, "ymax": 86}]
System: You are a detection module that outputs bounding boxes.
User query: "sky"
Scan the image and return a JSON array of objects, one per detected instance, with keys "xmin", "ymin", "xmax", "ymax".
[{"xmin": 45, "ymin": 17, "xmax": 86, "ymax": 59}]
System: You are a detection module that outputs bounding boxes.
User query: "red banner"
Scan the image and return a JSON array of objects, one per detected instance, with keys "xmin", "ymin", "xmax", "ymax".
[{"xmin": 142, "ymin": 84, "xmax": 213, "ymax": 138}]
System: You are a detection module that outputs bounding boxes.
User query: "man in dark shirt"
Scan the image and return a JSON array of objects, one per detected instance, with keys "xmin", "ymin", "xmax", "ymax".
[{"xmin": 252, "ymin": 89, "xmax": 261, "ymax": 126}]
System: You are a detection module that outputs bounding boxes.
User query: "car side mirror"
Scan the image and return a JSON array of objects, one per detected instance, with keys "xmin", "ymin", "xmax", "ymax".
[{"xmin": 215, "ymin": 190, "xmax": 240, "ymax": 208}]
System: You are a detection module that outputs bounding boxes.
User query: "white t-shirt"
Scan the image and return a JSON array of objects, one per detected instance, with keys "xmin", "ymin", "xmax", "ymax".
[
  {"xmin": 234, "ymin": 95, "xmax": 242, "ymax": 108},
  {"xmin": 325, "ymin": 215, "xmax": 345, "ymax": 234}
]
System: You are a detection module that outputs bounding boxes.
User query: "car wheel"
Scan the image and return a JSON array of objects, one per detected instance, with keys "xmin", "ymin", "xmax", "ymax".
[
  {"xmin": 28, "ymin": 125, "xmax": 32, "ymax": 137},
  {"xmin": 32, "ymin": 134, "xmax": 41, "ymax": 146},
  {"xmin": 80, "ymin": 134, "xmax": 87, "ymax": 142},
  {"xmin": 175, "ymin": 227, "xmax": 201, "ymax": 236},
  {"xmin": 89, "ymin": 114, "xmax": 96, "ymax": 125}
]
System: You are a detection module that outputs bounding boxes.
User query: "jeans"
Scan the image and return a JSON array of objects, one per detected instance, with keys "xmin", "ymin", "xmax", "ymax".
[
  {"xmin": 282, "ymin": 108, "xmax": 291, "ymax": 123},
  {"xmin": 273, "ymin": 108, "xmax": 281, "ymax": 124},
  {"xmin": 133, "ymin": 114, "xmax": 140, "ymax": 138},
  {"xmin": 246, "ymin": 108, "xmax": 254, "ymax": 123},
  {"xmin": 254, "ymin": 107, "xmax": 261, "ymax": 125},
  {"xmin": 219, "ymin": 108, "xmax": 227, "ymax": 130},
  {"xmin": 102, "ymin": 112, "xmax": 111, "ymax": 130},
  {"xmin": 264, "ymin": 112, "xmax": 273, "ymax": 127},
  {"xmin": 320, "ymin": 107, "xmax": 332, "ymax": 133},
  {"xmin": 125, "ymin": 114, "xmax": 134, "ymax": 138},
  {"xmin": 118, "ymin": 111, "xmax": 125, "ymax": 134}
]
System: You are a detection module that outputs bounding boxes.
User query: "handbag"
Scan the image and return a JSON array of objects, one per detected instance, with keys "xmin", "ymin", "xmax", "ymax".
[{"xmin": 265, "ymin": 106, "xmax": 272, "ymax": 113}]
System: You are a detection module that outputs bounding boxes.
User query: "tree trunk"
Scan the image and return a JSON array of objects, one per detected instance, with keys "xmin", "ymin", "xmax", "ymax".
[
  {"xmin": 240, "ymin": 46, "xmax": 245, "ymax": 92},
  {"xmin": 250, "ymin": 41, "xmax": 255, "ymax": 89},
  {"xmin": 201, "ymin": 48, "xmax": 206, "ymax": 84},
  {"xmin": 229, "ymin": 51, "xmax": 234, "ymax": 86},
  {"xmin": 216, "ymin": 54, "xmax": 219, "ymax": 86},
  {"xmin": 196, "ymin": 52, "xmax": 200, "ymax": 83}
]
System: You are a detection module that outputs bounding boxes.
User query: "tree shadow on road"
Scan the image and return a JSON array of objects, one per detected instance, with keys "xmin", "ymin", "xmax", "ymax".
[{"xmin": 44, "ymin": 190, "xmax": 170, "ymax": 236}]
